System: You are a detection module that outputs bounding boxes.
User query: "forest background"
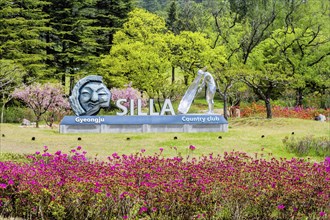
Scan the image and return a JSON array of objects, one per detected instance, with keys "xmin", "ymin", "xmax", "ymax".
[{"xmin": 0, "ymin": 0, "xmax": 329, "ymax": 122}]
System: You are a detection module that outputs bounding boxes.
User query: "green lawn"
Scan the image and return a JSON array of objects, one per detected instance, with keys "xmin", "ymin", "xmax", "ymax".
[{"xmin": 0, "ymin": 117, "xmax": 328, "ymax": 161}]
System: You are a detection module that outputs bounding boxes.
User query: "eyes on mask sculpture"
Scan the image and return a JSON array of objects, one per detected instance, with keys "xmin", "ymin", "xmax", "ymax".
[{"xmin": 69, "ymin": 75, "xmax": 111, "ymax": 116}]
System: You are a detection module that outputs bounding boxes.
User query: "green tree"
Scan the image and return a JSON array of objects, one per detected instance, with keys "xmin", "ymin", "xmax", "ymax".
[
  {"xmin": 176, "ymin": 0, "xmax": 211, "ymax": 32},
  {"xmin": 270, "ymin": 0, "xmax": 330, "ymax": 107},
  {"xmin": 166, "ymin": 0, "xmax": 179, "ymax": 35},
  {"xmin": 0, "ymin": 60, "xmax": 24, "ymax": 123},
  {"xmin": 243, "ymin": 37, "xmax": 294, "ymax": 118},
  {"xmin": 99, "ymin": 8, "xmax": 173, "ymax": 105},
  {"xmin": 0, "ymin": 0, "xmax": 52, "ymax": 81},
  {"xmin": 44, "ymin": 0, "xmax": 100, "ymax": 92},
  {"xmin": 206, "ymin": 1, "xmax": 246, "ymax": 118},
  {"xmin": 169, "ymin": 31, "xmax": 213, "ymax": 85},
  {"xmin": 138, "ymin": 0, "xmax": 161, "ymax": 12},
  {"xmin": 94, "ymin": 0, "xmax": 133, "ymax": 54},
  {"xmin": 213, "ymin": 66, "xmax": 243, "ymax": 119},
  {"xmin": 209, "ymin": 0, "xmax": 287, "ymax": 118}
]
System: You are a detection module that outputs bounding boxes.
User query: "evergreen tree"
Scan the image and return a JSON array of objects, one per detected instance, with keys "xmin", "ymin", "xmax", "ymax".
[
  {"xmin": 94, "ymin": 0, "xmax": 133, "ymax": 54},
  {"xmin": 138, "ymin": 0, "xmax": 161, "ymax": 13},
  {"xmin": 43, "ymin": 0, "xmax": 101, "ymax": 92},
  {"xmin": 43, "ymin": 0, "xmax": 133, "ymax": 92},
  {"xmin": 175, "ymin": 0, "xmax": 211, "ymax": 33},
  {"xmin": 0, "ymin": 0, "xmax": 52, "ymax": 81},
  {"xmin": 166, "ymin": 1, "xmax": 179, "ymax": 34}
]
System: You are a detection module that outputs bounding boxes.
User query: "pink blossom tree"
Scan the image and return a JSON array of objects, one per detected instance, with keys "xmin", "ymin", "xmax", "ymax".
[
  {"xmin": 12, "ymin": 83, "xmax": 70, "ymax": 128},
  {"xmin": 44, "ymin": 95, "xmax": 71, "ymax": 128},
  {"xmin": 111, "ymin": 82, "xmax": 147, "ymax": 111}
]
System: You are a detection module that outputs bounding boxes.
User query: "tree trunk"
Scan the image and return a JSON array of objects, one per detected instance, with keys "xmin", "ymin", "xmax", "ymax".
[
  {"xmin": 153, "ymin": 102, "xmax": 158, "ymax": 113},
  {"xmin": 1, "ymin": 93, "xmax": 5, "ymax": 124},
  {"xmin": 36, "ymin": 115, "xmax": 40, "ymax": 128},
  {"xmin": 265, "ymin": 98, "xmax": 272, "ymax": 119},
  {"xmin": 295, "ymin": 88, "xmax": 304, "ymax": 107},
  {"xmin": 61, "ymin": 73, "xmax": 66, "ymax": 86},
  {"xmin": 69, "ymin": 75, "xmax": 75, "ymax": 96},
  {"xmin": 1, "ymin": 93, "xmax": 12, "ymax": 124},
  {"xmin": 223, "ymin": 94, "xmax": 229, "ymax": 120},
  {"xmin": 157, "ymin": 97, "xmax": 162, "ymax": 113},
  {"xmin": 184, "ymin": 75, "xmax": 189, "ymax": 86},
  {"xmin": 171, "ymin": 66, "xmax": 175, "ymax": 83},
  {"xmin": 1, "ymin": 102, "xmax": 5, "ymax": 124}
]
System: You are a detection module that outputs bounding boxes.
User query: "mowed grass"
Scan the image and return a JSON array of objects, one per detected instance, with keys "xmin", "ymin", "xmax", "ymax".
[{"xmin": 0, "ymin": 117, "xmax": 329, "ymax": 161}]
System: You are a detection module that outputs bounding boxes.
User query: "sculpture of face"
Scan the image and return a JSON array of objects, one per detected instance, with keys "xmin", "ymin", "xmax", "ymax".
[
  {"xmin": 69, "ymin": 75, "xmax": 111, "ymax": 116},
  {"xmin": 78, "ymin": 81, "xmax": 110, "ymax": 114}
]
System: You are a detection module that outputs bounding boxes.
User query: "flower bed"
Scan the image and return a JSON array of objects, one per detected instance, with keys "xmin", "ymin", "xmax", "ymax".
[
  {"xmin": 1, "ymin": 146, "xmax": 329, "ymax": 219},
  {"xmin": 240, "ymin": 103, "xmax": 330, "ymax": 119}
]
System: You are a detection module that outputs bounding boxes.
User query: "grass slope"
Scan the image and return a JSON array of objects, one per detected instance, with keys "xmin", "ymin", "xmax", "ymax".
[{"xmin": 0, "ymin": 118, "xmax": 329, "ymax": 161}]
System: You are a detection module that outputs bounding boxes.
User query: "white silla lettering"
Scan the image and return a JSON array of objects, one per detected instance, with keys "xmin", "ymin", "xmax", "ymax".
[{"xmin": 115, "ymin": 99, "xmax": 176, "ymax": 116}]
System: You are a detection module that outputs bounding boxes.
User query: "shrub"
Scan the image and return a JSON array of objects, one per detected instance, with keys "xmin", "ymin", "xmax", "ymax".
[
  {"xmin": 303, "ymin": 92, "xmax": 330, "ymax": 109},
  {"xmin": 240, "ymin": 102, "xmax": 266, "ymax": 117},
  {"xmin": 0, "ymin": 153, "xmax": 28, "ymax": 163},
  {"xmin": 2, "ymin": 107, "xmax": 34, "ymax": 123},
  {"xmin": 283, "ymin": 135, "xmax": 330, "ymax": 157},
  {"xmin": 43, "ymin": 106, "xmax": 71, "ymax": 127},
  {"xmin": 0, "ymin": 147, "xmax": 329, "ymax": 219},
  {"xmin": 240, "ymin": 102, "xmax": 330, "ymax": 119}
]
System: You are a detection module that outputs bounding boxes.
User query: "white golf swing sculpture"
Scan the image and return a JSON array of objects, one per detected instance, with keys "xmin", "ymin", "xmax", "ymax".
[{"xmin": 178, "ymin": 67, "xmax": 216, "ymax": 114}]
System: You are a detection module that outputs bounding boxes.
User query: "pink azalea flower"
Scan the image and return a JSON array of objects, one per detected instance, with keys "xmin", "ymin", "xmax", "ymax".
[
  {"xmin": 55, "ymin": 150, "xmax": 61, "ymax": 155},
  {"xmin": 139, "ymin": 206, "xmax": 148, "ymax": 214},
  {"xmin": 320, "ymin": 211, "xmax": 326, "ymax": 217}
]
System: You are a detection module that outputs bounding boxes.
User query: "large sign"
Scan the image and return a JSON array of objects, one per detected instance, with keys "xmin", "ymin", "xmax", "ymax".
[{"xmin": 61, "ymin": 75, "xmax": 228, "ymax": 133}]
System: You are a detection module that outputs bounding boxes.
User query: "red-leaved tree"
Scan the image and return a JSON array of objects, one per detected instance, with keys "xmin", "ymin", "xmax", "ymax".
[{"xmin": 12, "ymin": 83, "xmax": 70, "ymax": 128}]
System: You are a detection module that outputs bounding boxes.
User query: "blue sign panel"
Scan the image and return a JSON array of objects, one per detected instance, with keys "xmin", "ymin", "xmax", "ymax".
[{"xmin": 60, "ymin": 114, "xmax": 228, "ymax": 125}]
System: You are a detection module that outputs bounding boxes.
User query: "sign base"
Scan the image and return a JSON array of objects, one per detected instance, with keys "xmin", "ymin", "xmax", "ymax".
[{"xmin": 59, "ymin": 115, "xmax": 228, "ymax": 133}]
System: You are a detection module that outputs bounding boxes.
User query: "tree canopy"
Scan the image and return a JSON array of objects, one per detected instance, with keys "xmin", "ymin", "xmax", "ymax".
[{"xmin": 1, "ymin": 0, "xmax": 329, "ymax": 118}]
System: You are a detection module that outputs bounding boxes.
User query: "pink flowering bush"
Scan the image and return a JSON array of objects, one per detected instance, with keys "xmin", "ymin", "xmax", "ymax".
[
  {"xmin": 111, "ymin": 83, "xmax": 147, "ymax": 109},
  {"xmin": 0, "ymin": 147, "xmax": 329, "ymax": 219},
  {"xmin": 12, "ymin": 83, "xmax": 70, "ymax": 128}
]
